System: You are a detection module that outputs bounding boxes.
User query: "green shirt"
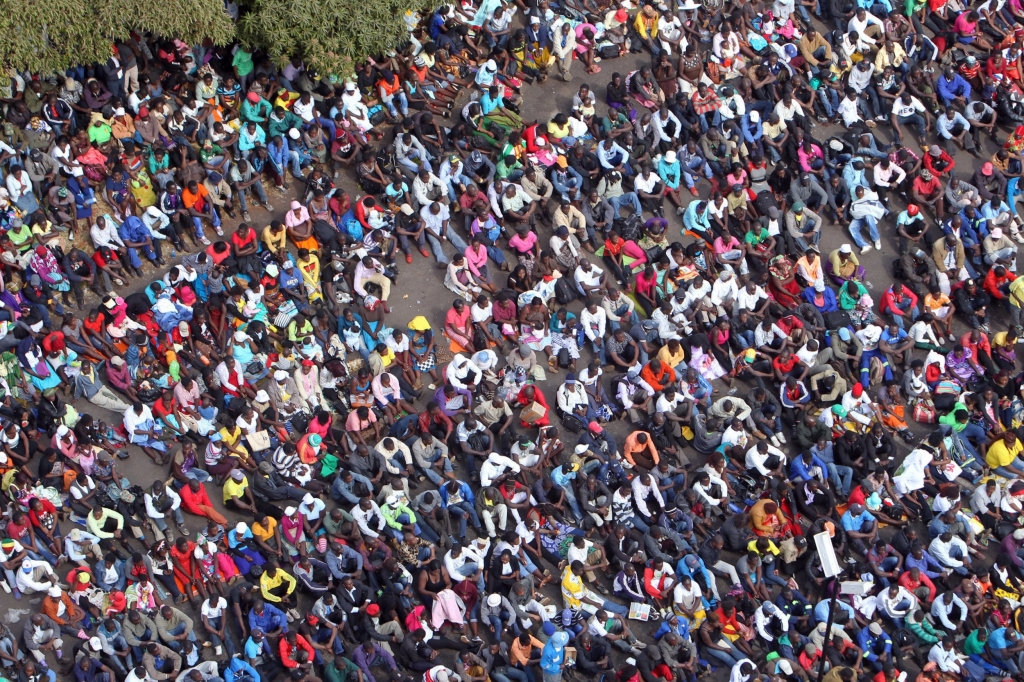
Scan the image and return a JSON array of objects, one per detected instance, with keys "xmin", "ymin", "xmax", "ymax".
[
  {"xmin": 199, "ymin": 145, "xmax": 224, "ymax": 164},
  {"xmin": 907, "ymin": 619, "xmax": 941, "ymax": 645},
  {"xmin": 232, "ymin": 49, "xmax": 254, "ymax": 77},
  {"xmin": 88, "ymin": 122, "xmax": 112, "ymax": 145},
  {"xmin": 325, "ymin": 657, "xmax": 361, "ymax": 682},
  {"xmin": 937, "ymin": 403, "xmax": 967, "ymax": 432},
  {"xmin": 962, "ymin": 630, "xmax": 986, "ymax": 655},
  {"xmin": 496, "ymin": 156, "xmax": 522, "ymax": 180}
]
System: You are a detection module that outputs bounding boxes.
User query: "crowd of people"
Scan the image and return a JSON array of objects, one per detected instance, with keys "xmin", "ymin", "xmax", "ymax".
[{"xmin": 6, "ymin": 2, "xmax": 1024, "ymax": 682}]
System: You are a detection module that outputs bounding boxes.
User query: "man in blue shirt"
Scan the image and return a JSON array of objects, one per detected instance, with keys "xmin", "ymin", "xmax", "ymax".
[
  {"xmin": 352, "ymin": 639, "xmax": 398, "ymax": 682},
  {"xmin": 224, "ymin": 654, "xmax": 260, "ymax": 682},
  {"xmin": 937, "ymin": 68, "xmax": 972, "ymax": 108},
  {"xmin": 247, "ymin": 600, "xmax": 288, "ymax": 641},
  {"xmin": 789, "ymin": 451, "xmax": 829, "ymax": 485},
  {"xmin": 812, "ymin": 597, "xmax": 857, "ymax": 624},
  {"xmin": 857, "ymin": 622, "xmax": 894, "ymax": 671},
  {"xmin": 987, "ymin": 627, "xmax": 1024, "ymax": 673},
  {"xmin": 905, "ymin": 543, "xmax": 949, "ymax": 581},
  {"xmin": 841, "ymin": 503, "xmax": 878, "ymax": 554},
  {"xmin": 117, "ymin": 215, "xmax": 162, "ymax": 271},
  {"xmin": 439, "ymin": 479, "xmax": 482, "ymax": 541}
]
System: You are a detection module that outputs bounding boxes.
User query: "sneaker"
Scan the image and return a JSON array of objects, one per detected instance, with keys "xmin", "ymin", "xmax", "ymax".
[
  {"xmin": 860, "ymin": 244, "xmax": 872, "ymax": 254},
  {"xmin": 242, "ymin": 211, "xmax": 252, "ymax": 222},
  {"xmin": 777, "ymin": 431, "xmax": 786, "ymax": 444},
  {"xmin": 214, "ymin": 226, "xmax": 224, "ymax": 236},
  {"xmin": 630, "ymin": 647, "xmax": 643, "ymax": 656},
  {"xmin": 634, "ymin": 642, "xmax": 647, "ymax": 649},
  {"xmin": 948, "ymin": 335, "xmax": 957, "ymax": 342},
  {"xmin": 873, "ymin": 240, "xmax": 882, "ymax": 250},
  {"xmin": 199, "ymin": 236, "xmax": 212, "ymax": 245},
  {"xmin": 770, "ymin": 434, "xmax": 781, "ymax": 447},
  {"xmin": 263, "ymin": 203, "xmax": 274, "ymax": 212}
]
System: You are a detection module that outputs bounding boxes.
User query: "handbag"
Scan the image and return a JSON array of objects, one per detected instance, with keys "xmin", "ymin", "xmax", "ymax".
[{"xmin": 912, "ymin": 398, "xmax": 937, "ymax": 424}]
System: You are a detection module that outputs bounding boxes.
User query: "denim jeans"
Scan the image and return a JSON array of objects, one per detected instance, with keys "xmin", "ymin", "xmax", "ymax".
[
  {"xmin": 184, "ymin": 468, "xmax": 212, "ymax": 483},
  {"xmin": 447, "ymin": 501, "xmax": 482, "ymax": 539},
  {"xmin": 849, "ymin": 215, "xmax": 880, "ymax": 248},
  {"xmin": 877, "ymin": 556, "xmax": 900, "ymax": 587},
  {"xmin": 425, "ymin": 227, "xmax": 468, "ymax": 265},
  {"xmin": 609, "ymin": 192, "xmax": 642, "ymax": 215},
  {"xmin": 191, "ymin": 206, "xmax": 221, "ymax": 239},
  {"xmin": 205, "ymin": 615, "xmax": 238, "ymax": 657},
  {"xmin": 888, "ymin": 300, "xmax": 919, "ymax": 330},
  {"xmin": 165, "ymin": 622, "xmax": 198, "ymax": 653},
  {"xmin": 152, "ymin": 508, "xmax": 186, "ymax": 534},
  {"xmin": 382, "ymin": 92, "xmax": 409, "ymax": 118},
  {"xmin": 704, "ymin": 639, "xmax": 746, "ymax": 667},
  {"xmin": 682, "ymin": 159, "xmax": 713, "ymax": 189},
  {"xmin": 25, "ymin": 543, "xmax": 58, "ymax": 565},
  {"xmin": 994, "ymin": 456, "xmax": 1024, "ymax": 478},
  {"xmin": 827, "ymin": 463, "xmax": 854, "ymax": 497},
  {"xmin": 492, "ymin": 666, "xmax": 531, "ymax": 682},
  {"xmin": 488, "ymin": 610, "xmax": 521, "ymax": 642},
  {"xmin": 235, "ymin": 181, "xmax": 269, "ymax": 212},
  {"xmin": 422, "ymin": 448, "xmax": 454, "ymax": 485}
]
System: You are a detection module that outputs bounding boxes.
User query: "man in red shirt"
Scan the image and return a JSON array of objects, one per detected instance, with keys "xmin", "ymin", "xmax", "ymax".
[
  {"xmin": 879, "ymin": 282, "xmax": 920, "ymax": 329},
  {"xmin": 898, "ymin": 566, "xmax": 937, "ymax": 603},
  {"xmin": 640, "ymin": 359, "xmax": 676, "ymax": 392},
  {"xmin": 984, "ymin": 264, "xmax": 1016, "ymax": 301},
  {"xmin": 279, "ymin": 631, "xmax": 316, "ymax": 670},
  {"xmin": 911, "ymin": 169, "xmax": 945, "ymax": 217}
]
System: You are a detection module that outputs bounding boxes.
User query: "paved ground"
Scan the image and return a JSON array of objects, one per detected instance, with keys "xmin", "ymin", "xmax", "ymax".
[{"xmin": 6, "ymin": 43, "xmax": 1013, "ymax": 681}]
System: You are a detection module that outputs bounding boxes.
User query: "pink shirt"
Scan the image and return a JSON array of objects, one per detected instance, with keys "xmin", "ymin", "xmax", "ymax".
[
  {"xmin": 508, "ymin": 231, "xmax": 537, "ymax": 254},
  {"xmin": 464, "ymin": 244, "xmax": 489, "ymax": 277}
]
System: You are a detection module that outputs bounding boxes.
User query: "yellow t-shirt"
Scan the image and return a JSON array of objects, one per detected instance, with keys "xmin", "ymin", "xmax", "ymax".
[
  {"xmin": 251, "ymin": 518, "xmax": 277, "ymax": 542},
  {"xmin": 657, "ymin": 345, "xmax": 685, "ymax": 368},
  {"xmin": 223, "ymin": 477, "xmax": 248, "ymax": 504},
  {"xmin": 560, "ymin": 565, "xmax": 585, "ymax": 609},
  {"xmin": 986, "ymin": 437, "xmax": 1023, "ymax": 469},
  {"xmin": 262, "ymin": 226, "xmax": 287, "ymax": 252}
]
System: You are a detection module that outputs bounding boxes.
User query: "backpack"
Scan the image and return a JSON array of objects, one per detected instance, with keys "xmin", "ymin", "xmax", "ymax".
[
  {"xmin": 614, "ymin": 215, "xmax": 642, "ymax": 242},
  {"xmin": 892, "ymin": 258, "xmax": 907, "ymax": 280},
  {"xmin": 554, "ymin": 277, "xmax": 578, "ymax": 305},
  {"xmin": 561, "ymin": 412, "xmax": 586, "ymax": 434},
  {"xmin": 823, "ymin": 310, "xmax": 851, "ymax": 330}
]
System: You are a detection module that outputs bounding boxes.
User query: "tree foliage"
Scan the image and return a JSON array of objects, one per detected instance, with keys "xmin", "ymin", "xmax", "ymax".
[
  {"xmin": 239, "ymin": 0, "xmax": 432, "ymax": 78},
  {"xmin": 0, "ymin": 0, "xmax": 235, "ymax": 74}
]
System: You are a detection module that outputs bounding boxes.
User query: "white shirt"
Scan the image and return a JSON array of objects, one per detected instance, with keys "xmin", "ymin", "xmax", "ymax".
[
  {"xmin": 892, "ymin": 96, "xmax": 926, "ymax": 118},
  {"xmin": 879, "ymin": 586, "xmax": 917, "ymax": 617},
  {"xmin": 928, "ymin": 644, "xmax": 962, "ymax": 673},
  {"xmin": 574, "ymin": 264, "xmax": 604, "ymax": 290},
  {"xmin": 630, "ymin": 476, "xmax": 665, "ymax": 518},
  {"xmin": 745, "ymin": 444, "xmax": 787, "ymax": 475},
  {"xmin": 144, "ymin": 487, "xmax": 182, "ymax": 519},
  {"xmin": 929, "ymin": 535, "xmax": 968, "ymax": 568},
  {"xmin": 479, "ymin": 454, "xmax": 521, "ymax": 488},
  {"xmin": 350, "ymin": 501, "xmax": 387, "ymax": 538},
  {"xmin": 580, "ymin": 307, "xmax": 607, "ymax": 341},
  {"xmin": 91, "ymin": 218, "xmax": 126, "ymax": 249},
  {"xmin": 123, "ymin": 404, "xmax": 156, "ymax": 439},
  {"xmin": 419, "ymin": 204, "xmax": 450, "ymax": 235},
  {"xmin": 201, "ymin": 596, "xmax": 227, "ymax": 619},
  {"xmin": 838, "ymin": 97, "xmax": 863, "ymax": 127}
]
